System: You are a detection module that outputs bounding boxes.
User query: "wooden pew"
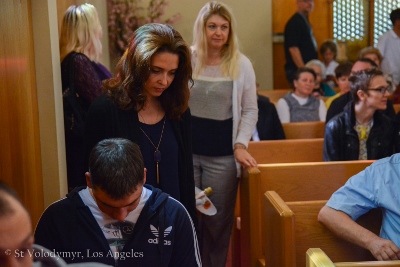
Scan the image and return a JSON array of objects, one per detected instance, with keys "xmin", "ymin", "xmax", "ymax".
[
  {"xmin": 240, "ymin": 160, "xmax": 375, "ymax": 267},
  {"xmin": 232, "ymin": 138, "xmax": 323, "ymax": 266},
  {"xmin": 282, "ymin": 121, "xmax": 325, "ymax": 139},
  {"xmin": 307, "ymin": 248, "xmax": 400, "ymax": 267},
  {"xmin": 247, "ymin": 138, "xmax": 324, "ymax": 164},
  {"xmin": 306, "ymin": 248, "xmax": 335, "ymax": 267},
  {"xmin": 264, "ymin": 191, "xmax": 381, "ymax": 267},
  {"xmin": 393, "ymin": 104, "xmax": 400, "ymax": 115},
  {"xmin": 258, "ymin": 89, "xmax": 292, "ymax": 105}
]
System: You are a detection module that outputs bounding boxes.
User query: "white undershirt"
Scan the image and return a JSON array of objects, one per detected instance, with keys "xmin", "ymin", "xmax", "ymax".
[{"xmin": 79, "ymin": 186, "xmax": 150, "ymax": 258}]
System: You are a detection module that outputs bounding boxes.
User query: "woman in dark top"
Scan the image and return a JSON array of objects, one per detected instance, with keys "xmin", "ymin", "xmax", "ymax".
[
  {"xmin": 84, "ymin": 23, "xmax": 197, "ymax": 224},
  {"xmin": 60, "ymin": 4, "xmax": 112, "ymax": 189}
]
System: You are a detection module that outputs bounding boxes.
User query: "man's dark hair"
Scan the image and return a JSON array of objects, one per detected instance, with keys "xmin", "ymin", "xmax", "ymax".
[
  {"xmin": 349, "ymin": 68, "xmax": 383, "ymax": 103},
  {"xmin": 390, "ymin": 8, "xmax": 400, "ymax": 26},
  {"xmin": 89, "ymin": 138, "xmax": 145, "ymax": 200},
  {"xmin": 0, "ymin": 181, "xmax": 23, "ymax": 217},
  {"xmin": 335, "ymin": 61, "xmax": 353, "ymax": 79}
]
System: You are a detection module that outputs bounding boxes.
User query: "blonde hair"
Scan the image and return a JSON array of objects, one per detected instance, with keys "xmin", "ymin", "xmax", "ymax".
[
  {"xmin": 358, "ymin": 46, "xmax": 383, "ymax": 64},
  {"xmin": 192, "ymin": 1, "xmax": 240, "ymax": 79},
  {"xmin": 59, "ymin": 4, "xmax": 103, "ymax": 62}
]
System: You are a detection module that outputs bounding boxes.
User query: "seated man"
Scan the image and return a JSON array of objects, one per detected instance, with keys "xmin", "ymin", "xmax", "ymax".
[
  {"xmin": 318, "ymin": 154, "xmax": 400, "ymax": 261},
  {"xmin": 0, "ymin": 181, "xmax": 108, "ymax": 267},
  {"xmin": 35, "ymin": 138, "xmax": 201, "ymax": 266}
]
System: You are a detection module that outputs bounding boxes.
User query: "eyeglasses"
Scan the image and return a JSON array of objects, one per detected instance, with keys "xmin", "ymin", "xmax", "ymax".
[{"xmin": 367, "ymin": 86, "xmax": 392, "ymax": 94}]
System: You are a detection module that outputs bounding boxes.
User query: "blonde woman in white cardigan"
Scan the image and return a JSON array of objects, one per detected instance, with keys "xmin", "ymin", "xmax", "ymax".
[{"xmin": 189, "ymin": 1, "xmax": 258, "ymax": 266}]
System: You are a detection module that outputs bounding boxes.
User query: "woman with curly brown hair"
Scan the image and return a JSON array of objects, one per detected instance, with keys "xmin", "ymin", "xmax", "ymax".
[{"xmin": 84, "ymin": 23, "xmax": 197, "ymax": 224}]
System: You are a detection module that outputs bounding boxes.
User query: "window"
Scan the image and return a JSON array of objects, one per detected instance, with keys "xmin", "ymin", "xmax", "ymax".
[
  {"xmin": 333, "ymin": 0, "xmax": 364, "ymax": 41},
  {"xmin": 373, "ymin": 1, "xmax": 400, "ymax": 45}
]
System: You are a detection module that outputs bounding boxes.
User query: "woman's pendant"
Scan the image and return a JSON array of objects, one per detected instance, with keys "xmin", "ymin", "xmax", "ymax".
[
  {"xmin": 154, "ymin": 150, "xmax": 161, "ymax": 184},
  {"xmin": 154, "ymin": 150, "xmax": 161, "ymax": 163},
  {"xmin": 156, "ymin": 162, "xmax": 160, "ymax": 184}
]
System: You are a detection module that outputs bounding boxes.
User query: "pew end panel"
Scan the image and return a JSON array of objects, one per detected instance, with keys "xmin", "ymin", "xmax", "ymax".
[
  {"xmin": 263, "ymin": 191, "xmax": 296, "ymax": 267},
  {"xmin": 240, "ymin": 167, "xmax": 261, "ymax": 267},
  {"xmin": 306, "ymin": 248, "xmax": 335, "ymax": 267}
]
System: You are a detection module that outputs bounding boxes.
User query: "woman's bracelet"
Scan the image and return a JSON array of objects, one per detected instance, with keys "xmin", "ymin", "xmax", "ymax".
[{"xmin": 234, "ymin": 143, "xmax": 246, "ymax": 151}]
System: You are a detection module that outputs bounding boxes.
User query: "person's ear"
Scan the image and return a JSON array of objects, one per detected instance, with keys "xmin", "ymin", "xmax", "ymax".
[
  {"xmin": 357, "ymin": 89, "xmax": 367, "ymax": 101},
  {"xmin": 143, "ymin": 168, "xmax": 147, "ymax": 185},
  {"xmin": 85, "ymin": 172, "xmax": 92, "ymax": 188},
  {"xmin": 293, "ymin": 79, "xmax": 299, "ymax": 89}
]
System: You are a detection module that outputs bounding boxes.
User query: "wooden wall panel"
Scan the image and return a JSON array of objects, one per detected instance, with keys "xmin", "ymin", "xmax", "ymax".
[
  {"xmin": 272, "ymin": 0, "xmax": 333, "ymax": 89},
  {"xmin": 56, "ymin": 0, "xmax": 76, "ymax": 33},
  {"xmin": 0, "ymin": 0, "xmax": 44, "ymax": 227}
]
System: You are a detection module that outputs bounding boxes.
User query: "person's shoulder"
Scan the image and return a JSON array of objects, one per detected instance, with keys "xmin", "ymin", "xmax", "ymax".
[
  {"xmin": 163, "ymin": 197, "xmax": 193, "ymax": 221},
  {"xmin": 89, "ymin": 93, "xmax": 117, "ymax": 112},
  {"xmin": 330, "ymin": 92, "xmax": 350, "ymax": 106},
  {"xmin": 286, "ymin": 12, "xmax": 300, "ymax": 23},
  {"xmin": 68, "ymin": 52, "xmax": 92, "ymax": 64},
  {"xmin": 326, "ymin": 111, "xmax": 345, "ymax": 127},
  {"xmin": 238, "ymin": 53, "xmax": 252, "ymax": 67},
  {"xmin": 368, "ymin": 153, "xmax": 400, "ymax": 171},
  {"xmin": 257, "ymin": 94, "xmax": 271, "ymax": 104}
]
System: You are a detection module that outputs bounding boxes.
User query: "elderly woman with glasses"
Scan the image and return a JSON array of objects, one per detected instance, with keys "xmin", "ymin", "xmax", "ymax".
[{"xmin": 323, "ymin": 68, "xmax": 400, "ymax": 161}]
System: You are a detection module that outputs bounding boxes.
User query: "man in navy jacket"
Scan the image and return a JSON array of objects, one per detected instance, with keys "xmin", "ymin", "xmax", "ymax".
[{"xmin": 35, "ymin": 138, "xmax": 201, "ymax": 267}]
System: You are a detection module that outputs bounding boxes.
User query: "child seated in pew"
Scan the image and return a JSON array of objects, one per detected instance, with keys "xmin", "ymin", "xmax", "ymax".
[
  {"xmin": 323, "ymin": 68, "xmax": 400, "ymax": 161},
  {"xmin": 325, "ymin": 61, "xmax": 353, "ymax": 109},
  {"xmin": 252, "ymin": 83, "xmax": 286, "ymax": 141}
]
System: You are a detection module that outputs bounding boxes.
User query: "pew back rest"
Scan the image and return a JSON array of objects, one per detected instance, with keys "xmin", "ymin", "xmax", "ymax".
[
  {"xmin": 264, "ymin": 192, "xmax": 381, "ymax": 267},
  {"xmin": 258, "ymin": 89, "xmax": 292, "ymax": 105},
  {"xmin": 282, "ymin": 121, "xmax": 325, "ymax": 139},
  {"xmin": 258, "ymin": 161, "xmax": 374, "ymax": 202},
  {"xmin": 393, "ymin": 104, "xmax": 400, "ymax": 115},
  {"xmin": 240, "ymin": 160, "xmax": 375, "ymax": 267},
  {"xmin": 247, "ymin": 138, "xmax": 324, "ymax": 163}
]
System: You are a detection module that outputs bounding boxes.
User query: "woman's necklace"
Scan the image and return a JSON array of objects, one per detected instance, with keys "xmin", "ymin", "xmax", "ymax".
[{"xmin": 139, "ymin": 116, "xmax": 166, "ymax": 185}]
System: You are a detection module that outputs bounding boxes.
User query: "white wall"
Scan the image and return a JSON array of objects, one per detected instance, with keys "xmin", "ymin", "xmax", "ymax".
[
  {"xmin": 164, "ymin": 0, "xmax": 273, "ymax": 88},
  {"xmin": 90, "ymin": 0, "xmax": 273, "ymax": 88}
]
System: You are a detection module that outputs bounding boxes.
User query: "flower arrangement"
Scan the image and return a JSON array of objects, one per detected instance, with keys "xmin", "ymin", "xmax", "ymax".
[{"xmin": 107, "ymin": 0, "xmax": 182, "ymax": 58}]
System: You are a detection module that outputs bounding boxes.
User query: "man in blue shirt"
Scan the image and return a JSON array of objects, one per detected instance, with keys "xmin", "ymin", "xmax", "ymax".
[{"xmin": 318, "ymin": 154, "xmax": 400, "ymax": 261}]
